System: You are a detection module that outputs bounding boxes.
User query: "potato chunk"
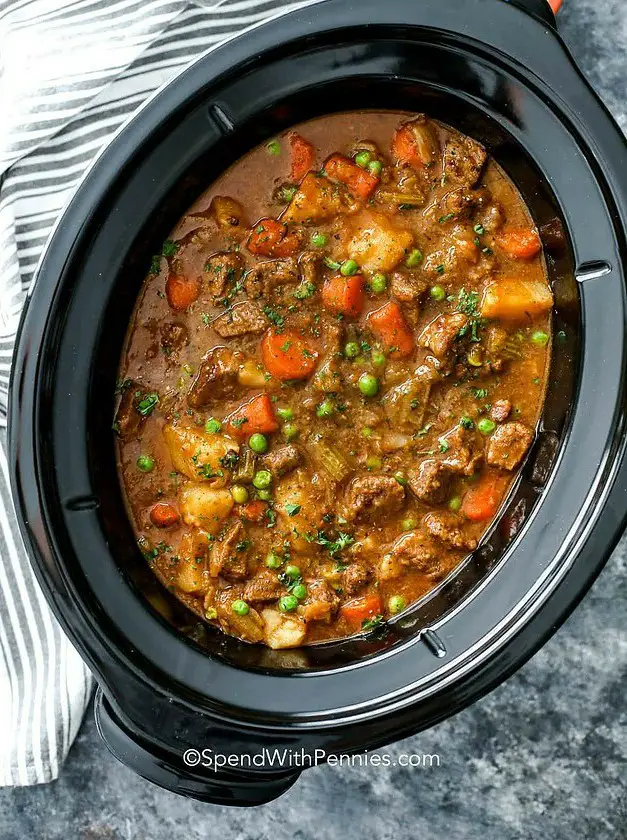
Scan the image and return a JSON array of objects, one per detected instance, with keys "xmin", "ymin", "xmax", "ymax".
[
  {"xmin": 261, "ymin": 608, "xmax": 306, "ymax": 649},
  {"xmin": 480, "ymin": 277, "xmax": 553, "ymax": 321},
  {"xmin": 348, "ymin": 211, "xmax": 414, "ymax": 273},
  {"xmin": 282, "ymin": 173, "xmax": 356, "ymax": 223},
  {"xmin": 179, "ymin": 484, "xmax": 234, "ymax": 532},
  {"xmin": 210, "ymin": 195, "xmax": 248, "ymax": 232},
  {"xmin": 163, "ymin": 423, "xmax": 238, "ymax": 486}
]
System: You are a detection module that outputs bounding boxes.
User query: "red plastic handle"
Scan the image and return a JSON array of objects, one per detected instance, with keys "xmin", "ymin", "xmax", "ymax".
[{"xmin": 548, "ymin": 0, "xmax": 563, "ymax": 12}]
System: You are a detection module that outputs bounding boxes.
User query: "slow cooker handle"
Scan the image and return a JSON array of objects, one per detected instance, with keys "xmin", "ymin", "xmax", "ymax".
[{"xmin": 94, "ymin": 688, "xmax": 301, "ymax": 806}]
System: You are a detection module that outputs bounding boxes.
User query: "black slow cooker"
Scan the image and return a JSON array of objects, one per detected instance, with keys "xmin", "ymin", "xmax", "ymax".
[{"xmin": 9, "ymin": 0, "xmax": 627, "ymax": 806}]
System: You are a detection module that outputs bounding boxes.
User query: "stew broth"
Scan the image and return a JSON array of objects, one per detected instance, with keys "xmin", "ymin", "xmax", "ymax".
[{"xmin": 115, "ymin": 112, "xmax": 551, "ymax": 648}]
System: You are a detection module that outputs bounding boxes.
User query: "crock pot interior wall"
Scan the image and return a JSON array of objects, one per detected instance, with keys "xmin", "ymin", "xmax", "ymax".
[{"xmin": 85, "ymin": 67, "xmax": 578, "ymax": 668}]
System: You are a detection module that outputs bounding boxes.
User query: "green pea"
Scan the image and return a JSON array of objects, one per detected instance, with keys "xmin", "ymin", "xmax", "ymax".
[
  {"xmin": 372, "ymin": 350, "xmax": 386, "ymax": 367},
  {"xmin": 248, "ymin": 433, "xmax": 269, "ymax": 454},
  {"xmin": 531, "ymin": 330, "xmax": 549, "ymax": 346},
  {"xmin": 367, "ymin": 160, "xmax": 383, "ymax": 177},
  {"xmin": 388, "ymin": 595, "xmax": 406, "ymax": 615},
  {"xmin": 340, "ymin": 259, "xmax": 359, "ymax": 277},
  {"xmin": 311, "ymin": 232, "xmax": 328, "ymax": 248},
  {"xmin": 205, "ymin": 417, "xmax": 222, "ymax": 434},
  {"xmin": 265, "ymin": 552, "xmax": 283, "ymax": 569},
  {"xmin": 292, "ymin": 583, "xmax": 307, "ymax": 600},
  {"xmin": 362, "ymin": 426, "xmax": 374, "ymax": 438},
  {"xmin": 358, "ymin": 373, "xmax": 379, "ymax": 397},
  {"xmin": 369, "ymin": 273, "xmax": 387, "ymax": 294},
  {"xmin": 283, "ymin": 423, "xmax": 299, "ymax": 441},
  {"xmin": 405, "ymin": 248, "xmax": 423, "ymax": 268},
  {"xmin": 230, "ymin": 485, "xmax": 249, "ymax": 504},
  {"xmin": 266, "ymin": 140, "xmax": 281, "ymax": 156},
  {"xmin": 284, "ymin": 564, "xmax": 301, "ymax": 580},
  {"xmin": 276, "ymin": 406, "xmax": 293, "ymax": 421},
  {"xmin": 136, "ymin": 454, "xmax": 155, "ymax": 473},
  {"xmin": 402, "ymin": 518, "xmax": 417, "ymax": 532},
  {"xmin": 279, "ymin": 594, "xmax": 299, "ymax": 612},
  {"xmin": 448, "ymin": 496, "xmax": 462, "ymax": 512},
  {"xmin": 252, "ymin": 470, "xmax": 272, "ymax": 490},
  {"xmin": 394, "ymin": 471, "xmax": 408, "ymax": 487},
  {"xmin": 344, "ymin": 341, "xmax": 360, "ymax": 359},
  {"xmin": 231, "ymin": 599, "xmax": 249, "ymax": 616},
  {"xmin": 366, "ymin": 455, "xmax": 382, "ymax": 471},
  {"xmin": 256, "ymin": 489, "xmax": 272, "ymax": 501},
  {"xmin": 478, "ymin": 418, "xmax": 496, "ymax": 435},
  {"xmin": 316, "ymin": 400, "xmax": 335, "ymax": 418},
  {"xmin": 430, "ymin": 285, "xmax": 446, "ymax": 301},
  {"xmin": 354, "ymin": 150, "xmax": 372, "ymax": 168}
]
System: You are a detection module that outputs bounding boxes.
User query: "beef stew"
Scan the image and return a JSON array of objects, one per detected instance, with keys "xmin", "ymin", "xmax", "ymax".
[{"xmin": 115, "ymin": 112, "xmax": 552, "ymax": 649}]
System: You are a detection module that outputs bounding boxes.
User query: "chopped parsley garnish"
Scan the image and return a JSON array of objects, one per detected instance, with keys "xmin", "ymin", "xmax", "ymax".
[
  {"xmin": 470, "ymin": 387, "xmax": 489, "ymax": 399},
  {"xmin": 438, "ymin": 213, "xmax": 456, "ymax": 223},
  {"xmin": 293, "ymin": 282, "xmax": 316, "ymax": 300},
  {"xmin": 149, "ymin": 255, "xmax": 161, "ymax": 275},
  {"xmin": 235, "ymin": 539, "xmax": 251, "ymax": 552},
  {"xmin": 314, "ymin": 530, "xmax": 355, "ymax": 558},
  {"xmin": 456, "ymin": 288, "xmax": 484, "ymax": 343},
  {"xmin": 263, "ymin": 305, "xmax": 285, "ymax": 330},
  {"xmin": 219, "ymin": 451, "xmax": 239, "ymax": 470},
  {"xmin": 265, "ymin": 508, "xmax": 277, "ymax": 528},
  {"xmin": 285, "ymin": 503, "xmax": 301, "ymax": 517},
  {"xmin": 460, "ymin": 416, "xmax": 475, "ymax": 430},
  {"xmin": 362, "ymin": 615, "xmax": 385, "ymax": 632},
  {"xmin": 436, "ymin": 264, "xmax": 445, "ymax": 275},
  {"xmin": 230, "ymin": 417, "xmax": 249, "ymax": 429},
  {"xmin": 161, "ymin": 240, "xmax": 179, "ymax": 257},
  {"xmin": 136, "ymin": 392, "xmax": 159, "ymax": 416},
  {"xmin": 196, "ymin": 463, "xmax": 224, "ymax": 479},
  {"xmin": 438, "ymin": 438, "xmax": 450, "ymax": 453}
]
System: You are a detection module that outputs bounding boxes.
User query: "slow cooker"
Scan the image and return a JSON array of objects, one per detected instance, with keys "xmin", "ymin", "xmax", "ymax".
[{"xmin": 9, "ymin": 0, "xmax": 627, "ymax": 806}]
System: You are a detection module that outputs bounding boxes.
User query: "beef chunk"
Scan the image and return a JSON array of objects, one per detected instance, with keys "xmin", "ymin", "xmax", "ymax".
[
  {"xmin": 160, "ymin": 322, "xmax": 188, "ymax": 354},
  {"xmin": 213, "ymin": 301, "xmax": 268, "ymax": 338},
  {"xmin": 204, "ymin": 251, "xmax": 243, "ymax": 297},
  {"xmin": 486, "ymin": 421, "xmax": 534, "ymax": 471},
  {"xmin": 387, "ymin": 530, "xmax": 440, "ymax": 572},
  {"xmin": 300, "ymin": 578, "xmax": 340, "ymax": 622},
  {"xmin": 344, "ymin": 475, "xmax": 405, "ymax": 523},
  {"xmin": 215, "ymin": 586, "xmax": 264, "ymax": 643},
  {"xmin": 419, "ymin": 313, "xmax": 467, "ymax": 358},
  {"xmin": 298, "ymin": 251, "xmax": 320, "ymax": 286},
  {"xmin": 187, "ymin": 346, "xmax": 241, "ymax": 408},
  {"xmin": 209, "ymin": 520, "xmax": 250, "ymax": 580},
  {"xmin": 262, "ymin": 444, "xmax": 302, "ymax": 477},
  {"xmin": 390, "ymin": 271, "xmax": 428, "ymax": 303},
  {"xmin": 312, "ymin": 318, "xmax": 344, "ymax": 393},
  {"xmin": 424, "ymin": 511, "xmax": 477, "ymax": 551},
  {"xmin": 440, "ymin": 186, "xmax": 490, "ymax": 221},
  {"xmin": 408, "ymin": 459, "xmax": 452, "ymax": 504},
  {"xmin": 443, "ymin": 134, "xmax": 487, "ymax": 187},
  {"xmin": 342, "ymin": 563, "xmax": 372, "ymax": 596},
  {"xmin": 114, "ymin": 381, "xmax": 142, "ymax": 439},
  {"xmin": 439, "ymin": 425, "xmax": 483, "ymax": 476},
  {"xmin": 243, "ymin": 568, "xmax": 286, "ymax": 603},
  {"xmin": 244, "ymin": 258, "xmax": 299, "ymax": 299},
  {"xmin": 490, "ymin": 400, "xmax": 512, "ymax": 423}
]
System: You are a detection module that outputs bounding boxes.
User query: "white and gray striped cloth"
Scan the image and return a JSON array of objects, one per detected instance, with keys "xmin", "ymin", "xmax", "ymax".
[{"xmin": 0, "ymin": 0, "xmax": 319, "ymax": 787}]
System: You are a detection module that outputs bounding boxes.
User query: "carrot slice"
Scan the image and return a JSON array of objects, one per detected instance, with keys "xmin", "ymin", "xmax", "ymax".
[
  {"xmin": 324, "ymin": 154, "xmax": 379, "ymax": 200},
  {"xmin": 321, "ymin": 274, "xmax": 365, "ymax": 317},
  {"xmin": 366, "ymin": 301, "xmax": 415, "ymax": 357},
  {"xmin": 340, "ymin": 594, "xmax": 382, "ymax": 627},
  {"xmin": 392, "ymin": 124, "xmax": 420, "ymax": 167},
  {"xmin": 461, "ymin": 473, "xmax": 506, "ymax": 522},
  {"xmin": 150, "ymin": 502, "xmax": 180, "ymax": 528},
  {"xmin": 496, "ymin": 228, "xmax": 542, "ymax": 260},
  {"xmin": 238, "ymin": 500, "xmax": 267, "ymax": 522},
  {"xmin": 225, "ymin": 393, "xmax": 279, "ymax": 437},
  {"xmin": 290, "ymin": 132, "xmax": 315, "ymax": 182},
  {"xmin": 165, "ymin": 273, "xmax": 201, "ymax": 310},
  {"xmin": 247, "ymin": 218, "xmax": 286, "ymax": 256},
  {"xmin": 261, "ymin": 328, "xmax": 319, "ymax": 381},
  {"xmin": 271, "ymin": 230, "xmax": 302, "ymax": 258}
]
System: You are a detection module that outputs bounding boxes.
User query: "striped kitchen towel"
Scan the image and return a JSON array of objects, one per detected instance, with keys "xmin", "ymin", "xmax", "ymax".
[{"xmin": 0, "ymin": 0, "xmax": 320, "ymax": 786}]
